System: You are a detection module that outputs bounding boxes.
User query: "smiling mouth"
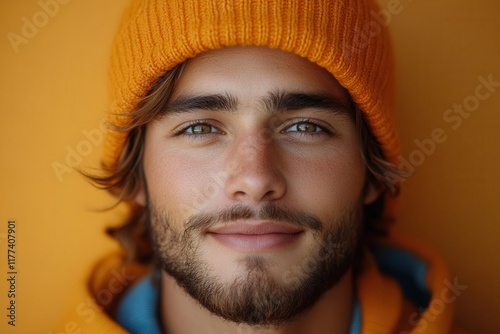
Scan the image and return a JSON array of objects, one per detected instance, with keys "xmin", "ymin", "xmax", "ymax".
[{"xmin": 206, "ymin": 221, "xmax": 304, "ymax": 252}]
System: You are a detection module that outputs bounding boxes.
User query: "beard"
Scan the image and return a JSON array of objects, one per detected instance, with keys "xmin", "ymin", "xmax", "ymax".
[{"xmin": 149, "ymin": 201, "xmax": 363, "ymax": 328}]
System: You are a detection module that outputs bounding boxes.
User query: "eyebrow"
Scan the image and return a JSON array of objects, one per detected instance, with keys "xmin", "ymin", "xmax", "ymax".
[
  {"xmin": 167, "ymin": 93, "xmax": 238, "ymax": 113},
  {"xmin": 263, "ymin": 91, "xmax": 352, "ymax": 115},
  {"xmin": 165, "ymin": 91, "xmax": 351, "ymax": 115}
]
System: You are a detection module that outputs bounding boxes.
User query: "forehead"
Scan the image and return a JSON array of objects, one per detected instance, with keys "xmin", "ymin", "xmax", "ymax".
[{"xmin": 171, "ymin": 46, "xmax": 349, "ymax": 104}]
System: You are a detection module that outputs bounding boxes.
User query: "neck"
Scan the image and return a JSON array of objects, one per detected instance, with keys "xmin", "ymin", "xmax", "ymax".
[{"xmin": 160, "ymin": 270, "xmax": 354, "ymax": 334}]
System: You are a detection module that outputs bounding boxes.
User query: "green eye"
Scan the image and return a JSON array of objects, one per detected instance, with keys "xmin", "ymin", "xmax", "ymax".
[
  {"xmin": 286, "ymin": 122, "xmax": 321, "ymax": 133},
  {"xmin": 186, "ymin": 124, "xmax": 215, "ymax": 134}
]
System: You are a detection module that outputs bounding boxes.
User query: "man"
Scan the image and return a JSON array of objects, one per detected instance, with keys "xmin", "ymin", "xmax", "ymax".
[{"xmin": 69, "ymin": 0, "xmax": 461, "ymax": 333}]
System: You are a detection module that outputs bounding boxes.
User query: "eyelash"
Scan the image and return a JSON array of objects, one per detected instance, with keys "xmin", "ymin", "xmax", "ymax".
[
  {"xmin": 174, "ymin": 118, "xmax": 331, "ymax": 138},
  {"xmin": 174, "ymin": 120, "xmax": 223, "ymax": 137},
  {"xmin": 280, "ymin": 118, "xmax": 331, "ymax": 137}
]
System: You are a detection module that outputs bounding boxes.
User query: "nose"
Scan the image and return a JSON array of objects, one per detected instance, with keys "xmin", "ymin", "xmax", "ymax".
[{"xmin": 224, "ymin": 132, "xmax": 286, "ymax": 204}]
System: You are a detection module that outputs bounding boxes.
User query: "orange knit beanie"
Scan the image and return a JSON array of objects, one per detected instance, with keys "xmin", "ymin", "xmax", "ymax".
[{"xmin": 104, "ymin": 0, "xmax": 400, "ymax": 170}]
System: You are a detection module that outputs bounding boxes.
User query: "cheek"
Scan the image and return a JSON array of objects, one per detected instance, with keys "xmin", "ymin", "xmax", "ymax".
[
  {"xmin": 144, "ymin": 143, "xmax": 226, "ymax": 220},
  {"xmin": 286, "ymin": 149, "xmax": 366, "ymax": 216}
]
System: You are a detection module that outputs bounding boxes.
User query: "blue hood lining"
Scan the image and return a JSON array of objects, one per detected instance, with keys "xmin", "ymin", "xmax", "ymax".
[{"xmin": 371, "ymin": 245, "xmax": 431, "ymax": 310}]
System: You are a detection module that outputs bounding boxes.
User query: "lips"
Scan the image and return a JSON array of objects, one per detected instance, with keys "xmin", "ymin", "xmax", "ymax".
[{"xmin": 207, "ymin": 221, "xmax": 304, "ymax": 252}]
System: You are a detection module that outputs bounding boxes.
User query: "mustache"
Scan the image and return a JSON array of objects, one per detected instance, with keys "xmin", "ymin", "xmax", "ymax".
[{"xmin": 185, "ymin": 203, "xmax": 322, "ymax": 232}]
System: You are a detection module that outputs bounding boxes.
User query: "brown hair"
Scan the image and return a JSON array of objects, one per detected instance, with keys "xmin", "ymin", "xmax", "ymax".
[{"xmin": 86, "ymin": 62, "xmax": 402, "ymax": 263}]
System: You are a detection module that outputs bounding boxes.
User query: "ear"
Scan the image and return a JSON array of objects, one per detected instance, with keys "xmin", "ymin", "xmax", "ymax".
[
  {"xmin": 363, "ymin": 181, "xmax": 382, "ymax": 205},
  {"xmin": 134, "ymin": 183, "xmax": 147, "ymax": 207}
]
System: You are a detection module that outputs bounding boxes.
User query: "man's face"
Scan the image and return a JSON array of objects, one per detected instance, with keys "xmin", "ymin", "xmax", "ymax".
[{"xmin": 141, "ymin": 46, "xmax": 378, "ymax": 326}]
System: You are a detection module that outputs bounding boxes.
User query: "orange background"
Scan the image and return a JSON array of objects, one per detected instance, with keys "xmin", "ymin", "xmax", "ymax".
[{"xmin": 0, "ymin": 0, "xmax": 499, "ymax": 333}]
